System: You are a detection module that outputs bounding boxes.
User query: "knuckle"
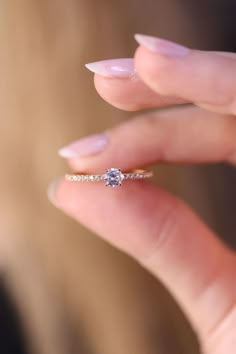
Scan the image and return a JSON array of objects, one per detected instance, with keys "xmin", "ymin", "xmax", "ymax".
[
  {"xmin": 203, "ymin": 300, "xmax": 236, "ymax": 354},
  {"xmin": 201, "ymin": 255, "xmax": 236, "ymax": 354}
]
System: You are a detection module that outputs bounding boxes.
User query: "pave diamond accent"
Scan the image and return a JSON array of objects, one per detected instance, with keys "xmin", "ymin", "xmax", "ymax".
[
  {"xmin": 65, "ymin": 169, "xmax": 153, "ymax": 186},
  {"xmin": 104, "ymin": 168, "xmax": 124, "ymax": 187}
]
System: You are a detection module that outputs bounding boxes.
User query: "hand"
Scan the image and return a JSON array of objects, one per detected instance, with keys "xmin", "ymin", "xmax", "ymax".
[{"xmin": 48, "ymin": 35, "xmax": 236, "ymax": 354}]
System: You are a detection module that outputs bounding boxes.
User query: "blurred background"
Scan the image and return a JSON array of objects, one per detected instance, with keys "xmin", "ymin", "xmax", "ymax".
[{"xmin": 0, "ymin": 0, "xmax": 235, "ymax": 353}]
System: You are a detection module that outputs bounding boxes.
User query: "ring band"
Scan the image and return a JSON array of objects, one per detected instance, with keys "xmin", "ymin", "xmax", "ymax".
[{"xmin": 65, "ymin": 167, "xmax": 153, "ymax": 188}]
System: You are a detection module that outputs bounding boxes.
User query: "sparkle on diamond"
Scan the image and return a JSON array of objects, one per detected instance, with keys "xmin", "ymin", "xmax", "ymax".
[{"xmin": 104, "ymin": 168, "xmax": 124, "ymax": 187}]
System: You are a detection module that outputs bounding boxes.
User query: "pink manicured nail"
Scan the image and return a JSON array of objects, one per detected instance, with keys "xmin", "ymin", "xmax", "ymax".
[
  {"xmin": 134, "ymin": 34, "xmax": 189, "ymax": 57},
  {"xmin": 85, "ymin": 58, "xmax": 135, "ymax": 78},
  {"xmin": 58, "ymin": 133, "xmax": 108, "ymax": 158}
]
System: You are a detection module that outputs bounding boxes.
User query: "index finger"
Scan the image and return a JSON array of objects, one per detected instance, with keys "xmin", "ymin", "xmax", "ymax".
[{"xmin": 86, "ymin": 58, "xmax": 187, "ymax": 111}]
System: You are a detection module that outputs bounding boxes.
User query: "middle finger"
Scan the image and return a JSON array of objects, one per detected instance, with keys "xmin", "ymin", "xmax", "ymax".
[{"xmin": 58, "ymin": 105, "xmax": 236, "ymax": 172}]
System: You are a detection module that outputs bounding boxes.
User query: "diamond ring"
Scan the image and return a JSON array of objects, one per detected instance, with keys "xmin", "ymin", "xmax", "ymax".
[{"xmin": 65, "ymin": 168, "xmax": 153, "ymax": 188}]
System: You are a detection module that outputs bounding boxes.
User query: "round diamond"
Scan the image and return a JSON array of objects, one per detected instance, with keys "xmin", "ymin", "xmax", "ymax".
[{"xmin": 104, "ymin": 168, "xmax": 124, "ymax": 187}]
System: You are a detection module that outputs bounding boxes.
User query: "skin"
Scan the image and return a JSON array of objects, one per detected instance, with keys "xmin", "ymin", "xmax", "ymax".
[{"xmin": 49, "ymin": 42, "xmax": 236, "ymax": 354}]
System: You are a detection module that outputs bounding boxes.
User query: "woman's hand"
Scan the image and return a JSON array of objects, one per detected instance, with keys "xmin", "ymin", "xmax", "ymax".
[{"xmin": 48, "ymin": 35, "xmax": 236, "ymax": 354}]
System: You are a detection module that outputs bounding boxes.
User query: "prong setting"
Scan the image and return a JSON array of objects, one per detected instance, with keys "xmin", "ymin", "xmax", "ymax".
[{"xmin": 103, "ymin": 168, "xmax": 124, "ymax": 188}]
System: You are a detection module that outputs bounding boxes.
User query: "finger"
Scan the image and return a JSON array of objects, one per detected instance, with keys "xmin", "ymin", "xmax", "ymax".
[
  {"xmin": 134, "ymin": 34, "xmax": 236, "ymax": 115},
  {"xmin": 86, "ymin": 59, "xmax": 188, "ymax": 111},
  {"xmin": 49, "ymin": 177, "xmax": 236, "ymax": 353},
  {"xmin": 58, "ymin": 106, "xmax": 236, "ymax": 172}
]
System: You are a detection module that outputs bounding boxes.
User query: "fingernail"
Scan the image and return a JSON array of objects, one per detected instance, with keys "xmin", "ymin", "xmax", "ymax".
[
  {"xmin": 47, "ymin": 177, "xmax": 63, "ymax": 205},
  {"xmin": 58, "ymin": 133, "xmax": 108, "ymax": 159},
  {"xmin": 134, "ymin": 34, "xmax": 189, "ymax": 57},
  {"xmin": 85, "ymin": 58, "xmax": 135, "ymax": 78}
]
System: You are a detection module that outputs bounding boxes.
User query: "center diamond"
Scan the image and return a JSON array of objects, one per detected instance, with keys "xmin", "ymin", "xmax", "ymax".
[{"xmin": 104, "ymin": 168, "xmax": 124, "ymax": 187}]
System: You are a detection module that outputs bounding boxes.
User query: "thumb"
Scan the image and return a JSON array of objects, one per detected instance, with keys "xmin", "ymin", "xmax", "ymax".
[{"xmin": 48, "ymin": 176, "xmax": 236, "ymax": 354}]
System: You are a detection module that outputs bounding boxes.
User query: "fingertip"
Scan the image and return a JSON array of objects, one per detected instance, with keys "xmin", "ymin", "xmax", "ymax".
[
  {"xmin": 47, "ymin": 177, "xmax": 64, "ymax": 206},
  {"xmin": 94, "ymin": 71, "xmax": 184, "ymax": 111},
  {"xmin": 93, "ymin": 74, "xmax": 141, "ymax": 111}
]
